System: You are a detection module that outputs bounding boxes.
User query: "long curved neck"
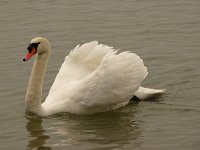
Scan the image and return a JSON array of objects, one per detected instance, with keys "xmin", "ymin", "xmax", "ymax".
[{"xmin": 25, "ymin": 51, "xmax": 50, "ymax": 115}]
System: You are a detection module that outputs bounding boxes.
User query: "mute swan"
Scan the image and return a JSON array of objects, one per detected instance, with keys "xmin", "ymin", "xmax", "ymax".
[{"xmin": 23, "ymin": 37, "xmax": 165, "ymax": 116}]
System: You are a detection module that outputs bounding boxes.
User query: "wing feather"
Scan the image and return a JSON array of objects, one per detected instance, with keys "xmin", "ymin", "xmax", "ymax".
[
  {"xmin": 44, "ymin": 41, "xmax": 148, "ymax": 114},
  {"xmin": 48, "ymin": 41, "xmax": 114, "ymax": 95},
  {"xmin": 78, "ymin": 50, "xmax": 148, "ymax": 108}
]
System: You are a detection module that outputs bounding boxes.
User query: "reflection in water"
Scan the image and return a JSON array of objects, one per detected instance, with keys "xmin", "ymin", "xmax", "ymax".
[
  {"xmin": 25, "ymin": 103, "xmax": 142, "ymax": 150},
  {"xmin": 49, "ymin": 104, "xmax": 142, "ymax": 149},
  {"xmin": 26, "ymin": 116, "xmax": 52, "ymax": 150}
]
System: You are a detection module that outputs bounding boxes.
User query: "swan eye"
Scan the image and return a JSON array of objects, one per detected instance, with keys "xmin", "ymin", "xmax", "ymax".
[{"xmin": 27, "ymin": 42, "xmax": 40, "ymax": 53}]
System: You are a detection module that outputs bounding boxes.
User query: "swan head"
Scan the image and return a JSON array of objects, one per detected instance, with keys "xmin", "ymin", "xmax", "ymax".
[{"xmin": 23, "ymin": 37, "xmax": 51, "ymax": 61}]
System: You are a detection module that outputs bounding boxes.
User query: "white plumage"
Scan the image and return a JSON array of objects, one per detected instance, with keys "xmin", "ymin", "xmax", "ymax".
[{"xmin": 24, "ymin": 37, "xmax": 165, "ymax": 116}]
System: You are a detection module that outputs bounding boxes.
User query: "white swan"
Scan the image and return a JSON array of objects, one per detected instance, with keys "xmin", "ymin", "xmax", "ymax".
[{"xmin": 23, "ymin": 37, "xmax": 165, "ymax": 116}]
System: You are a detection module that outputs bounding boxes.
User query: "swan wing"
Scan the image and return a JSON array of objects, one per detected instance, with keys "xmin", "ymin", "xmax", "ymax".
[
  {"xmin": 44, "ymin": 42, "xmax": 147, "ymax": 114},
  {"xmin": 48, "ymin": 41, "xmax": 114, "ymax": 95},
  {"xmin": 79, "ymin": 50, "xmax": 148, "ymax": 109}
]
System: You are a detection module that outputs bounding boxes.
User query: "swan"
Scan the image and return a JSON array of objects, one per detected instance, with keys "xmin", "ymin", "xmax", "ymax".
[{"xmin": 23, "ymin": 37, "xmax": 165, "ymax": 116}]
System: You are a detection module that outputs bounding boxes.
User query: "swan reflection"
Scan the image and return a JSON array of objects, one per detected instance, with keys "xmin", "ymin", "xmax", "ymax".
[
  {"xmin": 26, "ymin": 104, "xmax": 141, "ymax": 150},
  {"xmin": 26, "ymin": 116, "xmax": 52, "ymax": 150}
]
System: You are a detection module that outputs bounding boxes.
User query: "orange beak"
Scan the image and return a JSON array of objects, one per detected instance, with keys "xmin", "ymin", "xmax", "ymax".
[{"xmin": 23, "ymin": 48, "xmax": 37, "ymax": 61}]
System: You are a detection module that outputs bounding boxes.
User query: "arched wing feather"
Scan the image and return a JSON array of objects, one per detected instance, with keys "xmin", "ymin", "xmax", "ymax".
[
  {"xmin": 78, "ymin": 50, "xmax": 148, "ymax": 108},
  {"xmin": 44, "ymin": 41, "xmax": 148, "ymax": 114}
]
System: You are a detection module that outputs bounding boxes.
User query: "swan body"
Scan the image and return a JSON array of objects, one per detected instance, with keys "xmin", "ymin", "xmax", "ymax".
[{"xmin": 23, "ymin": 37, "xmax": 165, "ymax": 116}]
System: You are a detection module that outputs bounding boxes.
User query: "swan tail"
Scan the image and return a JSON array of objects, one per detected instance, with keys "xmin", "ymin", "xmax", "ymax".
[{"xmin": 134, "ymin": 87, "xmax": 166, "ymax": 100}]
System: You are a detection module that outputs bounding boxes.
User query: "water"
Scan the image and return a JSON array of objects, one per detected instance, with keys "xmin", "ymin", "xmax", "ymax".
[{"xmin": 0, "ymin": 0, "xmax": 200, "ymax": 149}]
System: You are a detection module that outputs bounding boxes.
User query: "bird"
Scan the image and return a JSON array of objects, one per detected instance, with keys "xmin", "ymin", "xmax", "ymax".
[{"xmin": 23, "ymin": 37, "xmax": 165, "ymax": 116}]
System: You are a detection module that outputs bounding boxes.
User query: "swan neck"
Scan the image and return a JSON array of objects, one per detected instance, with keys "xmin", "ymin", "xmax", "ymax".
[{"xmin": 25, "ymin": 51, "xmax": 50, "ymax": 115}]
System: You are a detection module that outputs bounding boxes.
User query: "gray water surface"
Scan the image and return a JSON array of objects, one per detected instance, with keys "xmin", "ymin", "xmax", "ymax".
[{"xmin": 0, "ymin": 0, "xmax": 200, "ymax": 150}]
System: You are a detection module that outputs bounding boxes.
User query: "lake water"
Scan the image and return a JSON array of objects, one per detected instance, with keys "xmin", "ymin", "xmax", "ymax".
[{"xmin": 0, "ymin": 0, "xmax": 200, "ymax": 149}]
